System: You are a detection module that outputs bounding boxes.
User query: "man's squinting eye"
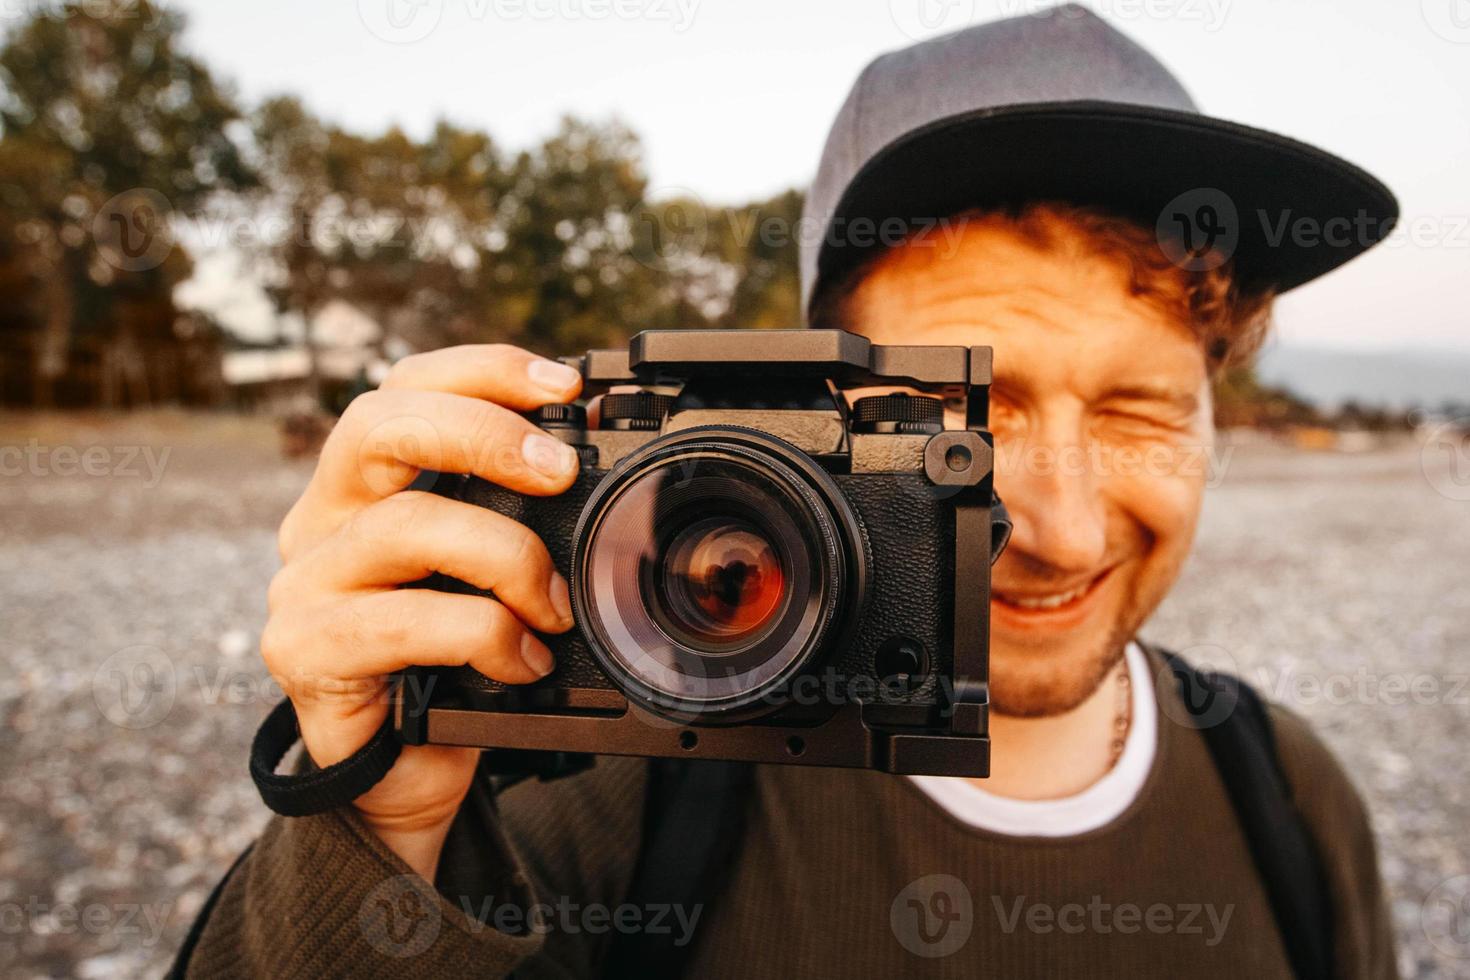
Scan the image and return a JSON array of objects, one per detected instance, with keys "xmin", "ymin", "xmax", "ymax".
[{"xmin": 1092, "ymin": 399, "xmax": 1199, "ymax": 439}]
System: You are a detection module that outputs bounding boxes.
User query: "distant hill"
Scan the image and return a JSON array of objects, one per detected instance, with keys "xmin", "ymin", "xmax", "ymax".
[{"xmin": 1254, "ymin": 345, "xmax": 1470, "ymax": 411}]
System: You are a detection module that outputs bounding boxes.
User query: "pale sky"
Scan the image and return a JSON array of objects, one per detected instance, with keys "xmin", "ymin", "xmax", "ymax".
[{"xmin": 165, "ymin": 0, "xmax": 1468, "ymax": 352}]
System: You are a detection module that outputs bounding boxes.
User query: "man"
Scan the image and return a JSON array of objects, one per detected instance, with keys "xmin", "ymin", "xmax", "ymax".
[{"xmin": 181, "ymin": 7, "xmax": 1397, "ymax": 977}]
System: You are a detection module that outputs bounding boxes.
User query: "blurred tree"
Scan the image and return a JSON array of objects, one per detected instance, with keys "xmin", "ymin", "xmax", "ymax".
[
  {"xmin": 248, "ymin": 107, "xmax": 805, "ymax": 368},
  {"xmin": 248, "ymin": 95, "xmax": 327, "ymax": 396},
  {"xmin": 501, "ymin": 116, "xmax": 693, "ymax": 354},
  {"xmin": 0, "ymin": 2, "xmax": 807, "ymax": 407},
  {"xmin": 1213, "ymin": 365, "xmax": 1321, "ymax": 430},
  {"xmin": 0, "ymin": 0, "xmax": 252, "ymax": 406},
  {"xmin": 1331, "ymin": 399, "xmax": 1408, "ymax": 433},
  {"xmin": 710, "ymin": 189, "xmax": 804, "ymax": 330},
  {"xmin": 250, "ymin": 98, "xmax": 522, "ymax": 399}
]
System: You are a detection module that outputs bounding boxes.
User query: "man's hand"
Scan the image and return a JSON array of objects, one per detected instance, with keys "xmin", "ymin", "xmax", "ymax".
[{"xmin": 261, "ymin": 344, "xmax": 583, "ymax": 879}]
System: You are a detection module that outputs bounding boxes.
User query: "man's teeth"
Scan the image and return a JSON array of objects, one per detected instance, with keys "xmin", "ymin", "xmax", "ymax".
[{"xmin": 1000, "ymin": 583, "xmax": 1090, "ymax": 609}]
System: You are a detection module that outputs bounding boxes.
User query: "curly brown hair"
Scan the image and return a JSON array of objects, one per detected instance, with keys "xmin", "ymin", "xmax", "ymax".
[{"xmin": 810, "ymin": 201, "xmax": 1275, "ymax": 374}]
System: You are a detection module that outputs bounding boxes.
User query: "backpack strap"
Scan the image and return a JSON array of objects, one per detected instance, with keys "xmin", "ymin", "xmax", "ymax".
[
  {"xmin": 1160, "ymin": 648, "xmax": 1333, "ymax": 980},
  {"xmin": 600, "ymin": 759, "xmax": 756, "ymax": 978}
]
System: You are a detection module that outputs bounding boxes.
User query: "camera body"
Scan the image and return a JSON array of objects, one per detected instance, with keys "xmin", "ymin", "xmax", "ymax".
[{"xmin": 395, "ymin": 329, "xmax": 1009, "ymax": 777}]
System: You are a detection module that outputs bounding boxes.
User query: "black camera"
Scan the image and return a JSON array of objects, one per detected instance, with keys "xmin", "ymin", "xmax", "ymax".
[{"xmin": 395, "ymin": 329, "xmax": 1010, "ymax": 777}]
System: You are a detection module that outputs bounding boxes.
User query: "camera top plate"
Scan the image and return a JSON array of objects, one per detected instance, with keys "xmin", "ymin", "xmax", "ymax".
[{"xmin": 570, "ymin": 329, "xmax": 991, "ymax": 393}]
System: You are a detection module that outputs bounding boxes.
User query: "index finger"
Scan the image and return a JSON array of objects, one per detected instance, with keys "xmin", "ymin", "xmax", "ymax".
[
  {"xmin": 280, "ymin": 387, "xmax": 581, "ymax": 560},
  {"xmin": 380, "ymin": 343, "xmax": 582, "ymax": 408}
]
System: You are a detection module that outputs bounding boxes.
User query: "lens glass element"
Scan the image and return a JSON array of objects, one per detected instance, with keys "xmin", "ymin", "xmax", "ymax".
[
  {"xmin": 575, "ymin": 436, "xmax": 853, "ymax": 719},
  {"xmin": 656, "ymin": 517, "xmax": 786, "ymax": 646}
]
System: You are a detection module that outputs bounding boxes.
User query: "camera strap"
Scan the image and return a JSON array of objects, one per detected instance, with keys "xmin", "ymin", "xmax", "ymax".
[
  {"xmin": 248, "ymin": 696, "xmax": 598, "ymax": 817},
  {"xmin": 248, "ymin": 697, "xmax": 403, "ymax": 817}
]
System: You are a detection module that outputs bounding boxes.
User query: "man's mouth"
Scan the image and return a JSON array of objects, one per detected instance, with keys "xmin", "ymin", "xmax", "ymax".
[{"xmin": 992, "ymin": 566, "xmax": 1115, "ymax": 615}]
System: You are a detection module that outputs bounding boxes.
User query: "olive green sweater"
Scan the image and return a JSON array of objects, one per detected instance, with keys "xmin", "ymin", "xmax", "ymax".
[{"xmin": 185, "ymin": 648, "xmax": 1395, "ymax": 978}]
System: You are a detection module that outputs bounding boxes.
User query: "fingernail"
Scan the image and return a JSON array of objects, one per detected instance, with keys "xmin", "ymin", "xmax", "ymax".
[
  {"xmin": 520, "ymin": 633, "xmax": 554, "ymax": 678},
  {"xmin": 521, "ymin": 432, "xmax": 578, "ymax": 479},
  {"xmin": 528, "ymin": 358, "xmax": 581, "ymax": 395},
  {"xmin": 548, "ymin": 572, "xmax": 573, "ymax": 624}
]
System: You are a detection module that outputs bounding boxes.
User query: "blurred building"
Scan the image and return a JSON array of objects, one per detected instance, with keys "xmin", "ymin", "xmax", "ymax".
[{"xmin": 222, "ymin": 300, "xmax": 398, "ymax": 413}]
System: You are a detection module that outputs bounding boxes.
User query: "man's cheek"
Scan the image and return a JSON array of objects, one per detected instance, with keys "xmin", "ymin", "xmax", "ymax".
[{"xmin": 1112, "ymin": 454, "xmax": 1207, "ymax": 535}]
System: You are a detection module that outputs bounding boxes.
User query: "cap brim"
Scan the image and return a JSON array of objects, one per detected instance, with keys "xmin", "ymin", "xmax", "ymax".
[{"xmin": 814, "ymin": 101, "xmax": 1398, "ymax": 303}]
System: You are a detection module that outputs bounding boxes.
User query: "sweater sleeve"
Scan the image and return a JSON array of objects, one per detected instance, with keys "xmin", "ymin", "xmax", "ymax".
[
  {"xmin": 181, "ymin": 755, "xmax": 648, "ymax": 979},
  {"xmin": 1269, "ymin": 705, "xmax": 1398, "ymax": 980}
]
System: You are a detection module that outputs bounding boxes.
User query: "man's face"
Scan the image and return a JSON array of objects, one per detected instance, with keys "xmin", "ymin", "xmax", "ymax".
[{"xmin": 844, "ymin": 219, "xmax": 1214, "ymax": 717}]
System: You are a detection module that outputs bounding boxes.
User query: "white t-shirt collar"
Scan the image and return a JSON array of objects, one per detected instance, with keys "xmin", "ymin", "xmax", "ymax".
[{"xmin": 907, "ymin": 641, "xmax": 1158, "ymax": 838}]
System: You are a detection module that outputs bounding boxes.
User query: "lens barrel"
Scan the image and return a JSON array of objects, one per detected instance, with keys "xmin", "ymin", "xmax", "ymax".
[{"xmin": 571, "ymin": 427, "xmax": 864, "ymax": 723}]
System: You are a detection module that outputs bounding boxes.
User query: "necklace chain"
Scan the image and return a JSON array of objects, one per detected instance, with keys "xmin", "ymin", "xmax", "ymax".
[{"xmin": 1107, "ymin": 662, "xmax": 1132, "ymax": 770}]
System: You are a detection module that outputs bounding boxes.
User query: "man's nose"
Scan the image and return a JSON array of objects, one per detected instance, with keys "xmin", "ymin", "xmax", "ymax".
[{"xmin": 995, "ymin": 429, "xmax": 1109, "ymax": 575}]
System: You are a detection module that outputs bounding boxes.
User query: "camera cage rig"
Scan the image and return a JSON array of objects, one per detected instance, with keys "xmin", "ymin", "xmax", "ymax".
[{"xmin": 396, "ymin": 329, "xmax": 1011, "ymax": 778}]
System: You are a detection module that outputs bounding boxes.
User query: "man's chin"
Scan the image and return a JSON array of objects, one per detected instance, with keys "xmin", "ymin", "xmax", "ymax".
[{"xmin": 988, "ymin": 638, "xmax": 1127, "ymax": 718}]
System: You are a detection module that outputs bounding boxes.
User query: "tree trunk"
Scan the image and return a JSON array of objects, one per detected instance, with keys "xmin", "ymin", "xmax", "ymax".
[{"xmin": 32, "ymin": 240, "xmax": 75, "ymax": 408}]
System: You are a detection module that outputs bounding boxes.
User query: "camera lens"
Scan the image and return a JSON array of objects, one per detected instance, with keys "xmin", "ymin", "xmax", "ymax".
[
  {"xmin": 654, "ymin": 517, "xmax": 786, "ymax": 646},
  {"xmin": 572, "ymin": 427, "xmax": 864, "ymax": 722}
]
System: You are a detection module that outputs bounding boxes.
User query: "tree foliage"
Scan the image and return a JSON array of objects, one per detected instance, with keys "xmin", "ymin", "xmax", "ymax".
[
  {"xmin": 0, "ymin": 2, "xmax": 806, "ymax": 408},
  {"xmin": 0, "ymin": 1, "xmax": 252, "ymax": 406},
  {"xmin": 249, "ymin": 106, "xmax": 803, "ymax": 364}
]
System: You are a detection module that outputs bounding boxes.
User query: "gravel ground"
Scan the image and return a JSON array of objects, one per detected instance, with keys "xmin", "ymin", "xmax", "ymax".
[{"xmin": 1, "ymin": 412, "xmax": 1466, "ymax": 978}]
